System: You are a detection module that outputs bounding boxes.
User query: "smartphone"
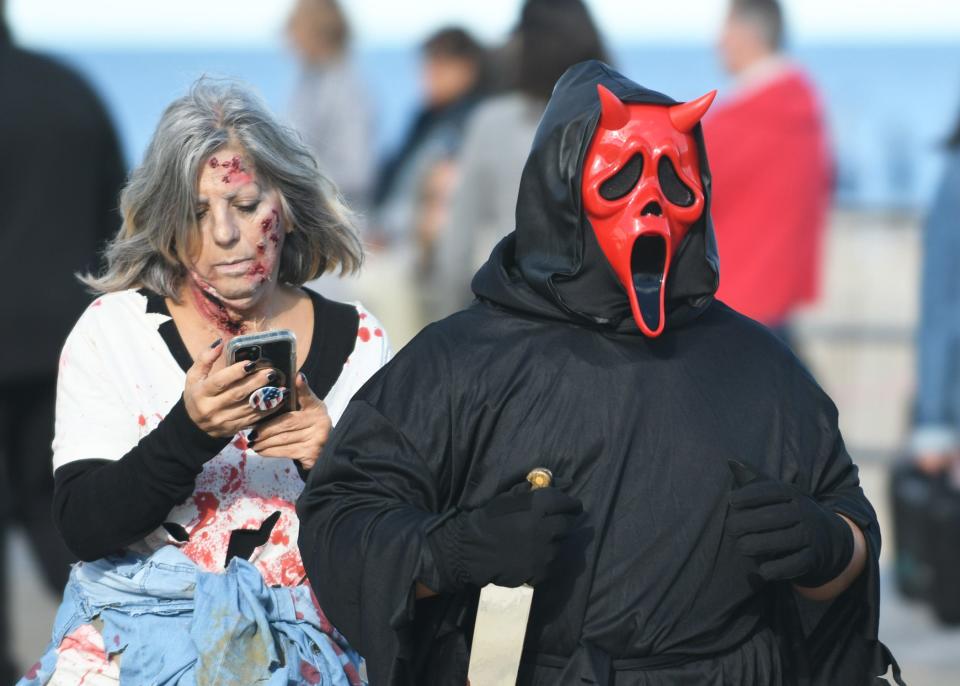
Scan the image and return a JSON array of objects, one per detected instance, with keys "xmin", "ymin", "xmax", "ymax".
[{"xmin": 226, "ymin": 329, "xmax": 298, "ymax": 414}]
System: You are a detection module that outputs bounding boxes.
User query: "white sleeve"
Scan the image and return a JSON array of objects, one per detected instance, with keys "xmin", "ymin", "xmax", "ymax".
[
  {"xmin": 52, "ymin": 310, "xmax": 141, "ymax": 471},
  {"xmin": 323, "ymin": 304, "xmax": 393, "ymax": 425}
]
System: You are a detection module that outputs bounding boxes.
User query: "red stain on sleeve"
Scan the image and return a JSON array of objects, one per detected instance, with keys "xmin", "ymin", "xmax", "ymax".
[
  {"xmin": 374, "ymin": 328, "xmax": 383, "ymax": 338},
  {"xmin": 25, "ymin": 662, "xmax": 41, "ymax": 679},
  {"xmin": 358, "ymin": 312, "xmax": 367, "ymax": 320},
  {"xmin": 357, "ymin": 327, "xmax": 370, "ymax": 342},
  {"xmin": 137, "ymin": 414, "xmax": 147, "ymax": 427}
]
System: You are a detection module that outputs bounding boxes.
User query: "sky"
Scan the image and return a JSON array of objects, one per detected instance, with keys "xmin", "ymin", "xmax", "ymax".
[{"xmin": 7, "ymin": 0, "xmax": 960, "ymax": 50}]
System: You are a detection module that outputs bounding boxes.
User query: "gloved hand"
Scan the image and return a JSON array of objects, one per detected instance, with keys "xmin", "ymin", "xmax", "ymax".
[
  {"xmin": 424, "ymin": 481, "xmax": 582, "ymax": 592},
  {"xmin": 726, "ymin": 461, "xmax": 854, "ymax": 588}
]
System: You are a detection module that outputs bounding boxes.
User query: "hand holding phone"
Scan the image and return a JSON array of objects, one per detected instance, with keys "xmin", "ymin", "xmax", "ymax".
[
  {"xmin": 183, "ymin": 338, "xmax": 285, "ymax": 438},
  {"xmin": 226, "ymin": 330, "xmax": 298, "ymax": 417},
  {"xmin": 247, "ymin": 372, "xmax": 332, "ymax": 469}
]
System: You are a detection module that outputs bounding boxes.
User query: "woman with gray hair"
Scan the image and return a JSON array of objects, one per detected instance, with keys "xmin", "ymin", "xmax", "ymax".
[{"xmin": 18, "ymin": 79, "xmax": 390, "ymax": 685}]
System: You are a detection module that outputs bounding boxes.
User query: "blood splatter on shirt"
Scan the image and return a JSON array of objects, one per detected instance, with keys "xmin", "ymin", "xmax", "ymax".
[
  {"xmin": 53, "ymin": 291, "xmax": 393, "ymax": 588},
  {"xmin": 52, "ymin": 624, "xmax": 119, "ymax": 685},
  {"xmin": 172, "ymin": 444, "xmax": 310, "ymax": 586}
]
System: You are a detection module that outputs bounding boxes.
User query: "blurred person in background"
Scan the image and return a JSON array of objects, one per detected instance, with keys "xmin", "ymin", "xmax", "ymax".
[
  {"xmin": 354, "ymin": 26, "xmax": 487, "ymax": 346},
  {"xmin": 430, "ymin": 0, "xmax": 608, "ymax": 319},
  {"xmin": 17, "ymin": 79, "xmax": 389, "ymax": 685},
  {"xmin": 0, "ymin": 3, "xmax": 125, "ymax": 681},
  {"xmin": 911, "ymin": 110, "xmax": 960, "ymax": 481},
  {"xmin": 411, "ymin": 157, "xmax": 459, "ymax": 319},
  {"xmin": 888, "ymin": 103, "xmax": 960, "ymax": 625},
  {"xmin": 287, "ymin": 0, "xmax": 375, "ymax": 211},
  {"xmin": 703, "ymin": 0, "xmax": 832, "ymax": 344},
  {"xmin": 371, "ymin": 26, "xmax": 487, "ymax": 246}
]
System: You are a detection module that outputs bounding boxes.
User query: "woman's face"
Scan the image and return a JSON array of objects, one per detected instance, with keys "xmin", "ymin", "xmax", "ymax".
[{"xmin": 189, "ymin": 145, "xmax": 289, "ymax": 311}]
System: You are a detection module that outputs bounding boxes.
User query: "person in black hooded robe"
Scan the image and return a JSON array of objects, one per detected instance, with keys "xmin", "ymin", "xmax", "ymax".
[{"xmin": 297, "ymin": 61, "xmax": 903, "ymax": 686}]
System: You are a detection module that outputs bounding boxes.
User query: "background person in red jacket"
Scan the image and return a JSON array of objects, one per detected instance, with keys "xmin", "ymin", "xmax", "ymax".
[{"xmin": 704, "ymin": 0, "xmax": 833, "ymax": 342}]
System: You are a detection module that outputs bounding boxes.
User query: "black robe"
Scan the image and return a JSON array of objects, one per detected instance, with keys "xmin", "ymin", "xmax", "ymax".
[{"xmin": 297, "ymin": 61, "xmax": 901, "ymax": 686}]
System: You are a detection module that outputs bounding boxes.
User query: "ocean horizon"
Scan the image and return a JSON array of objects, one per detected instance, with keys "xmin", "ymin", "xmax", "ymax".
[{"xmin": 51, "ymin": 41, "xmax": 960, "ymax": 211}]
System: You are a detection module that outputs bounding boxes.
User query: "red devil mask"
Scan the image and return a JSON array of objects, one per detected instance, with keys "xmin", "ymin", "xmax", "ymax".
[{"xmin": 581, "ymin": 85, "xmax": 716, "ymax": 337}]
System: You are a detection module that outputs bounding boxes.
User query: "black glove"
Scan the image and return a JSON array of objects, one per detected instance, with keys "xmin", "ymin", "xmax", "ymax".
[
  {"xmin": 424, "ymin": 481, "xmax": 582, "ymax": 592},
  {"xmin": 726, "ymin": 461, "xmax": 854, "ymax": 588}
]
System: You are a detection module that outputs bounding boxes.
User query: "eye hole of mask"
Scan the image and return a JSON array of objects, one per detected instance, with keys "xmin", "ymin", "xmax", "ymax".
[
  {"xmin": 598, "ymin": 153, "xmax": 643, "ymax": 201},
  {"xmin": 657, "ymin": 156, "xmax": 695, "ymax": 207}
]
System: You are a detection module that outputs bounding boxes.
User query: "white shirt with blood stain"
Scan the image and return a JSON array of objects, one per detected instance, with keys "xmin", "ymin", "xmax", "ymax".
[
  {"xmin": 53, "ymin": 289, "xmax": 392, "ymax": 587},
  {"xmin": 46, "ymin": 624, "xmax": 119, "ymax": 686}
]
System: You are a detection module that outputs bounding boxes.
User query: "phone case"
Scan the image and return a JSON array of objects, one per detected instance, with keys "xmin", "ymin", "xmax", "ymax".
[{"xmin": 226, "ymin": 330, "xmax": 298, "ymax": 413}]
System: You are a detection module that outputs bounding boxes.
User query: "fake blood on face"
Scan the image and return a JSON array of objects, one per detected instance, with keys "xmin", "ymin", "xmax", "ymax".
[
  {"xmin": 261, "ymin": 209, "xmax": 281, "ymax": 247},
  {"xmin": 247, "ymin": 261, "xmax": 269, "ymax": 284},
  {"xmin": 219, "ymin": 155, "xmax": 254, "ymax": 185},
  {"xmin": 260, "ymin": 209, "xmax": 281, "ymax": 243}
]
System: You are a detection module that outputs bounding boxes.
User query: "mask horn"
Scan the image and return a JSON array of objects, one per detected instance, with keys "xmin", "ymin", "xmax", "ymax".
[
  {"xmin": 668, "ymin": 90, "xmax": 717, "ymax": 133},
  {"xmin": 597, "ymin": 84, "xmax": 630, "ymax": 131}
]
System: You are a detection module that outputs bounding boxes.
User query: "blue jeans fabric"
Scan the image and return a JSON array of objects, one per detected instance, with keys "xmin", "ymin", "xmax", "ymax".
[{"xmin": 18, "ymin": 546, "xmax": 363, "ymax": 685}]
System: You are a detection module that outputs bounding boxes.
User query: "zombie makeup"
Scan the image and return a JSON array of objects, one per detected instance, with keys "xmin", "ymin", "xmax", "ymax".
[
  {"xmin": 210, "ymin": 155, "xmax": 255, "ymax": 186},
  {"xmin": 189, "ymin": 272, "xmax": 247, "ymax": 335},
  {"xmin": 187, "ymin": 148, "xmax": 289, "ymax": 331},
  {"xmin": 247, "ymin": 208, "xmax": 283, "ymax": 286}
]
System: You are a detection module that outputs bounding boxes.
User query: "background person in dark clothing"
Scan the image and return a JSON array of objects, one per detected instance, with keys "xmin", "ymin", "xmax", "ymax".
[
  {"xmin": 0, "ymin": 3, "xmax": 125, "ymax": 680},
  {"xmin": 432, "ymin": 0, "xmax": 609, "ymax": 318},
  {"xmin": 371, "ymin": 26, "xmax": 487, "ymax": 246}
]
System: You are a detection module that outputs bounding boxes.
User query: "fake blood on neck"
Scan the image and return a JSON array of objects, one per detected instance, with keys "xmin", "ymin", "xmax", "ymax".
[{"xmin": 190, "ymin": 280, "xmax": 247, "ymax": 335}]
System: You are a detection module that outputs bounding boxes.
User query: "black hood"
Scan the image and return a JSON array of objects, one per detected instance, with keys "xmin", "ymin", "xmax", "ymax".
[{"xmin": 472, "ymin": 60, "xmax": 720, "ymax": 334}]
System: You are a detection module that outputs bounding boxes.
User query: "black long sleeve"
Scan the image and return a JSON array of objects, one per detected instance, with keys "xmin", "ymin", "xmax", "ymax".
[{"xmin": 52, "ymin": 397, "xmax": 229, "ymax": 561}]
